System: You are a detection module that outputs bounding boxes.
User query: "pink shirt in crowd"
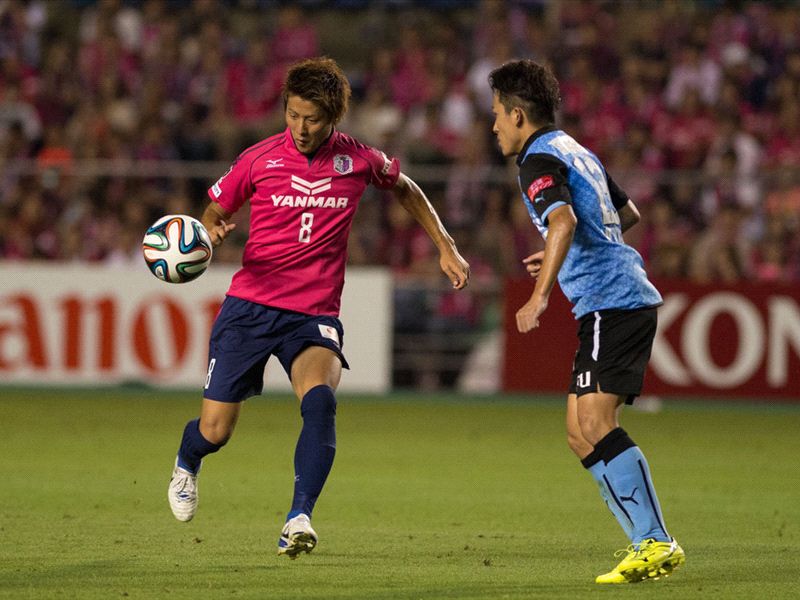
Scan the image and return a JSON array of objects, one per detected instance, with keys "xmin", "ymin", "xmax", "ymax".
[{"xmin": 209, "ymin": 128, "xmax": 400, "ymax": 316}]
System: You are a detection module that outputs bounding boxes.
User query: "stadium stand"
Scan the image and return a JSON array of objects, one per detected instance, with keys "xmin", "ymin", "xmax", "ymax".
[{"xmin": 1, "ymin": 0, "xmax": 799, "ymax": 387}]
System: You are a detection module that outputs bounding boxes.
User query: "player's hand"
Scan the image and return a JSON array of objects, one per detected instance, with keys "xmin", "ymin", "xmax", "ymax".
[
  {"xmin": 516, "ymin": 293, "xmax": 548, "ymax": 333},
  {"xmin": 209, "ymin": 220, "xmax": 236, "ymax": 247},
  {"xmin": 441, "ymin": 249, "xmax": 470, "ymax": 289},
  {"xmin": 522, "ymin": 251, "xmax": 545, "ymax": 279}
]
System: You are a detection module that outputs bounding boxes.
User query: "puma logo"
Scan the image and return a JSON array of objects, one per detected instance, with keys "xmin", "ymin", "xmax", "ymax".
[{"xmin": 620, "ymin": 487, "xmax": 639, "ymax": 505}]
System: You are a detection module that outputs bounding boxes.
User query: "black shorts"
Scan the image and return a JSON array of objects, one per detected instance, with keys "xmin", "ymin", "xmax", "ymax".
[{"xmin": 569, "ymin": 306, "xmax": 658, "ymax": 404}]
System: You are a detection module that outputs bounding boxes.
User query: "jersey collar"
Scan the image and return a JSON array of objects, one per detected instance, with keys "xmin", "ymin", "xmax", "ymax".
[{"xmin": 516, "ymin": 124, "xmax": 557, "ymax": 165}]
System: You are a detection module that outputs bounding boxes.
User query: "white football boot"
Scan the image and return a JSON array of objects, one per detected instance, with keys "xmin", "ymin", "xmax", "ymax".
[
  {"xmin": 277, "ymin": 514, "xmax": 318, "ymax": 559},
  {"xmin": 167, "ymin": 459, "xmax": 198, "ymax": 522}
]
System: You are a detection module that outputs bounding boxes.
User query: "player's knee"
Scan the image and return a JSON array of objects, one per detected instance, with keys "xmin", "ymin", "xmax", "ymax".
[
  {"xmin": 567, "ymin": 430, "xmax": 593, "ymax": 458},
  {"xmin": 199, "ymin": 419, "xmax": 235, "ymax": 446},
  {"xmin": 301, "ymin": 385, "xmax": 337, "ymax": 421},
  {"xmin": 577, "ymin": 413, "xmax": 614, "ymax": 446},
  {"xmin": 300, "ymin": 385, "xmax": 337, "ymax": 449}
]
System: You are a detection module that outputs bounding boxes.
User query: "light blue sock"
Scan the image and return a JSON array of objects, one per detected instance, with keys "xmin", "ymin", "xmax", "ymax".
[
  {"xmin": 603, "ymin": 446, "xmax": 670, "ymax": 544},
  {"xmin": 587, "ymin": 461, "xmax": 634, "ymax": 540}
]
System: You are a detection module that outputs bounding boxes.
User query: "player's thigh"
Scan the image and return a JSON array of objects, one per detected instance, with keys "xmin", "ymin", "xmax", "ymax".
[
  {"xmin": 290, "ymin": 345, "xmax": 342, "ymax": 399},
  {"xmin": 566, "ymin": 393, "xmax": 594, "ymax": 459},
  {"xmin": 575, "ymin": 391, "xmax": 624, "ymax": 445},
  {"xmin": 206, "ymin": 296, "xmax": 277, "ymax": 403},
  {"xmin": 572, "ymin": 307, "xmax": 657, "ymax": 402},
  {"xmin": 274, "ymin": 314, "xmax": 348, "ymax": 399}
]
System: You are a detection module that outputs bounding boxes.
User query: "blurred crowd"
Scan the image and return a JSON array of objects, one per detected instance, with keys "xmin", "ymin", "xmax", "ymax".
[{"xmin": 2, "ymin": 0, "xmax": 800, "ymax": 302}]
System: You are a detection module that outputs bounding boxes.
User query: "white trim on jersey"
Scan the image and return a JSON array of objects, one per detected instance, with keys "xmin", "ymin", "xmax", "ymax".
[{"xmin": 290, "ymin": 175, "xmax": 332, "ymax": 195}]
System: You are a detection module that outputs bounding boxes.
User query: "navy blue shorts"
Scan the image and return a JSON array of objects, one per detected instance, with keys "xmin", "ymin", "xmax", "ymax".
[{"xmin": 203, "ymin": 296, "xmax": 349, "ymax": 403}]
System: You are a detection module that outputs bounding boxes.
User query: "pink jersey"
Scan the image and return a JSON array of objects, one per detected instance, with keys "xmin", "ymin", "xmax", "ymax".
[{"xmin": 208, "ymin": 128, "xmax": 400, "ymax": 316}]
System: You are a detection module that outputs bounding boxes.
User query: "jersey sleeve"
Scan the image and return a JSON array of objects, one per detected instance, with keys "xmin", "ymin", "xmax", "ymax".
[
  {"xmin": 518, "ymin": 153, "xmax": 572, "ymax": 224},
  {"xmin": 364, "ymin": 146, "xmax": 400, "ymax": 190},
  {"xmin": 605, "ymin": 170, "xmax": 630, "ymax": 211},
  {"xmin": 207, "ymin": 155, "xmax": 253, "ymax": 214}
]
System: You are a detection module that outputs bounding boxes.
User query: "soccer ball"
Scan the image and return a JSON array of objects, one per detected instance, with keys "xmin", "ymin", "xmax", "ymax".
[{"xmin": 142, "ymin": 214, "xmax": 213, "ymax": 283}]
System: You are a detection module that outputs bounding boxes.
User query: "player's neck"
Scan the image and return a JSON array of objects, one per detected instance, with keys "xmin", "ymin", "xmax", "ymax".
[
  {"xmin": 299, "ymin": 128, "xmax": 335, "ymax": 162},
  {"xmin": 529, "ymin": 120, "xmax": 551, "ymax": 137}
]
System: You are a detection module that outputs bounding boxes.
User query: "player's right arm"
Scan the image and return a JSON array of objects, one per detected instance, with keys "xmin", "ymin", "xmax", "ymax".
[
  {"xmin": 201, "ymin": 201, "xmax": 236, "ymax": 248},
  {"xmin": 204, "ymin": 153, "xmax": 254, "ymax": 248},
  {"xmin": 605, "ymin": 171, "xmax": 640, "ymax": 233},
  {"xmin": 616, "ymin": 200, "xmax": 640, "ymax": 233}
]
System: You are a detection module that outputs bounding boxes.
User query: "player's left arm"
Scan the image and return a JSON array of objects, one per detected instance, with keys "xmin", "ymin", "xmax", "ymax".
[
  {"xmin": 606, "ymin": 170, "xmax": 640, "ymax": 233},
  {"xmin": 391, "ymin": 172, "xmax": 470, "ymax": 289},
  {"xmin": 516, "ymin": 153, "xmax": 576, "ymax": 331},
  {"xmin": 516, "ymin": 204, "xmax": 576, "ymax": 332}
]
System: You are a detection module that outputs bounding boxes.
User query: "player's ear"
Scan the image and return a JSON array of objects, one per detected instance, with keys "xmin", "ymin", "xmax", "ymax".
[{"xmin": 513, "ymin": 107, "xmax": 524, "ymax": 127}]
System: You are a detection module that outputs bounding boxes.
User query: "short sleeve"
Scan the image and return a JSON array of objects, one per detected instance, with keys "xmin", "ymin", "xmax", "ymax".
[
  {"xmin": 208, "ymin": 155, "xmax": 253, "ymax": 214},
  {"xmin": 605, "ymin": 170, "xmax": 630, "ymax": 211},
  {"xmin": 518, "ymin": 153, "xmax": 572, "ymax": 224},
  {"xmin": 364, "ymin": 147, "xmax": 400, "ymax": 190}
]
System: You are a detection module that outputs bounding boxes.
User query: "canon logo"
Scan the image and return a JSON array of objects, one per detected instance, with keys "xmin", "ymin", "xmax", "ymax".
[
  {"xmin": 652, "ymin": 292, "xmax": 800, "ymax": 389},
  {"xmin": 0, "ymin": 264, "xmax": 391, "ymax": 392},
  {"xmin": 0, "ymin": 293, "xmax": 221, "ymax": 377}
]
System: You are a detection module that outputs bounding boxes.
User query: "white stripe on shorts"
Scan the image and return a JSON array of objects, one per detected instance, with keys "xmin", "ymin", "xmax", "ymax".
[{"xmin": 592, "ymin": 311, "xmax": 601, "ymax": 361}]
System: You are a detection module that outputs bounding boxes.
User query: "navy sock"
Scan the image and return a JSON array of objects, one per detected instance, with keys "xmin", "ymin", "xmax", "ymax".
[
  {"xmin": 288, "ymin": 385, "xmax": 337, "ymax": 520},
  {"xmin": 177, "ymin": 418, "xmax": 223, "ymax": 475},
  {"xmin": 595, "ymin": 428, "xmax": 670, "ymax": 544}
]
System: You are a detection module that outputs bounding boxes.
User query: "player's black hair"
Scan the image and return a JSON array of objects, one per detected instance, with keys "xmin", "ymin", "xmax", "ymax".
[
  {"xmin": 489, "ymin": 59, "xmax": 561, "ymax": 125},
  {"xmin": 283, "ymin": 57, "xmax": 351, "ymax": 124}
]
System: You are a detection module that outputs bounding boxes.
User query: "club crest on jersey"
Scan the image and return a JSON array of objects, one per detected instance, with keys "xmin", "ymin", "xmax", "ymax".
[{"xmin": 333, "ymin": 154, "xmax": 353, "ymax": 175}]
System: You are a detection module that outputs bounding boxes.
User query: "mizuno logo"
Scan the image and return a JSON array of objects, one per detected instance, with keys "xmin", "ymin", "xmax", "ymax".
[
  {"xmin": 291, "ymin": 175, "xmax": 331, "ymax": 195},
  {"xmin": 266, "ymin": 158, "xmax": 283, "ymax": 168}
]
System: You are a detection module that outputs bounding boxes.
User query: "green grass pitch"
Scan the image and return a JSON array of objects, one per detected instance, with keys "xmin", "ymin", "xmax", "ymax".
[{"xmin": 1, "ymin": 388, "xmax": 799, "ymax": 599}]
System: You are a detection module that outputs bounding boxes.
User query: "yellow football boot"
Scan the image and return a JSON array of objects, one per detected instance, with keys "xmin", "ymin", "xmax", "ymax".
[{"xmin": 595, "ymin": 538, "xmax": 685, "ymax": 584}]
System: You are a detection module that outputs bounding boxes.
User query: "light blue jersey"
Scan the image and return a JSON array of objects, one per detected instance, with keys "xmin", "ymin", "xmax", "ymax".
[{"xmin": 517, "ymin": 127, "xmax": 662, "ymax": 318}]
